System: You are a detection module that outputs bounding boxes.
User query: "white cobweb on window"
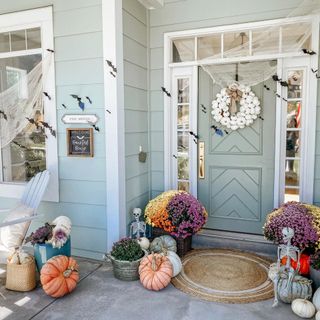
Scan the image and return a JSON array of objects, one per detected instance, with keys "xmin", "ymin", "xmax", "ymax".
[{"xmin": 0, "ymin": 53, "xmax": 52, "ymax": 149}]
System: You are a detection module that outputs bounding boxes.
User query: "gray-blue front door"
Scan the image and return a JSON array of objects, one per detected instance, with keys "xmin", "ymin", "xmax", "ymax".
[{"xmin": 197, "ymin": 65, "xmax": 276, "ymax": 234}]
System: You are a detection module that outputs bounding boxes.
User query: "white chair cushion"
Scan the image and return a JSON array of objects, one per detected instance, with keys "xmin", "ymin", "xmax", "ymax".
[{"xmin": 0, "ymin": 204, "xmax": 34, "ymax": 250}]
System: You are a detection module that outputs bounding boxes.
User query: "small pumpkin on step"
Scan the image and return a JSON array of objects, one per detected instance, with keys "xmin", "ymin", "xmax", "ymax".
[{"xmin": 291, "ymin": 299, "xmax": 315, "ymax": 319}]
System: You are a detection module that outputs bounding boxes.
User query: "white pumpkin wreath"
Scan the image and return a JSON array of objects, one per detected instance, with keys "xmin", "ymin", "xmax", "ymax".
[{"xmin": 211, "ymin": 83, "xmax": 261, "ymax": 131}]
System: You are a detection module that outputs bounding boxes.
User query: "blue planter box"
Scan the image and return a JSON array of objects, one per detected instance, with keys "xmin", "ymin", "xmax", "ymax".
[{"xmin": 34, "ymin": 238, "xmax": 71, "ymax": 272}]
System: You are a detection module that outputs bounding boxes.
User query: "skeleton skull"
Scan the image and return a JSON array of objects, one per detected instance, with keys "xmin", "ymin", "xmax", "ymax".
[
  {"xmin": 133, "ymin": 208, "xmax": 142, "ymax": 221},
  {"xmin": 282, "ymin": 227, "xmax": 294, "ymax": 243}
]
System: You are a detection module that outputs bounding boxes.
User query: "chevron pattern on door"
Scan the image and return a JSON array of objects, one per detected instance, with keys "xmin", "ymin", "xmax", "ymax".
[{"xmin": 209, "ymin": 166, "xmax": 261, "ymax": 222}]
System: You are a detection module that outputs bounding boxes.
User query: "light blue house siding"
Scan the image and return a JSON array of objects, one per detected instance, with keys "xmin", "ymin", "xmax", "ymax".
[
  {"xmin": 122, "ymin": 0, "xmax": 150, "ymax": 227},
  {"xmin": 0, "ymin": 0, "xmax": 107, "ymax": 260},
  {"xmin": 148, "ymin": 0, "xmax": 320, "ymax": 204}
]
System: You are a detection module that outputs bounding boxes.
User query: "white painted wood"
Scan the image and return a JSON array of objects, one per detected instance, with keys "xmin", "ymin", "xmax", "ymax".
[
  {"xmin": 0, "ymin": 7, "xmax": 59, "ymax": 202},
  {"xmin": 102, "ymin": 0, "xmax": 126, "ymax": 251},
  {"xmin": 138, "ymin": 0, "xmax": 164, "ymax": 9}
]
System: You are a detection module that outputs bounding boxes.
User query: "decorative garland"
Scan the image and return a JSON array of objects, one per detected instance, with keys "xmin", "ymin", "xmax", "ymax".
[{"xmin": 211, "ymin": 83, "xmax": 261, "ymax": 131}]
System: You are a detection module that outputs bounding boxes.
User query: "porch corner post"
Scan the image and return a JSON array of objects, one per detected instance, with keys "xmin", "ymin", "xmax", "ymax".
[{"xmin": 102, "ymin": 0, "xmax": 126, "ymax": 252}]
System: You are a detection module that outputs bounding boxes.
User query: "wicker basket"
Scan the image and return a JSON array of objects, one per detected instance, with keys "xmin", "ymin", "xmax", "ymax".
[
  {"xmin": 6, "ymin": 258, "xmax": 37, "ymax": 292},
  {"xmin": 152, "ymin": 227, "xmax": 192, "ymax": 257}
]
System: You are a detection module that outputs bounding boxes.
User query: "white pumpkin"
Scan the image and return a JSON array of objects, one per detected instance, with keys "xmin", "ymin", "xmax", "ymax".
[
  {"xmin": 52, "ymin": 216, "xmax": 72, "ymax": 233},
  {"xmin": 313, "ymin": 287, "xmax": 320, "ymax": 311},
  {"xmin": 292, "ymin": 299, "xmax": 315, "ymax": 319},
  {"xmin": 137, "ymin": 237, "xmax": 150, "ymax": 250},
  {"xmin": 316, "ymin": 311, "xmax": 320, "ymax": 320},
  {"xmin": 165, "ymin": 251, "xmax": 182, "ymax": 277}
]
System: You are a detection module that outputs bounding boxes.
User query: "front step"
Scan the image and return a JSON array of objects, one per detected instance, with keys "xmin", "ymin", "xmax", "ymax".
[{"xmin": 193, "ymin": 229, "xmax": 277, "ymax": 259}]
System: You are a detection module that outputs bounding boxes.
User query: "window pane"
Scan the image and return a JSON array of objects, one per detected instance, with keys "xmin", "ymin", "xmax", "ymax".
[
  {"xmin": 26, "ymin": 28, "xmax": 41, "ymax": 49},
  {"xmin": 285, "ymin": 188, "xmax": 299, "ymax": 203},
  {"xmin": 286, "ymin": 130, "xmax": 300, "ymax": 158},
  {"xmin": 178, "ymin": 157, "xmax": 189, "ymax": 180},
  {"xmin": 282, "ymin": 23, "xmax": 311, "ymax": 53},
  {"xmin": 172, "ymin": 38, "xmax": 195, "ymax": 62},
  {"xmin": 10, "ymin": 30, "xmax": 26, "ymax": 51},
  {"xmin": 0, "ymin": 54, "xmax": 45, "ymax": 182},
  {"xmin": 198, "ymin": 35, "xmax": 221, "ymax": 60},
  {"xmin": 223, "ymin": 31, "xmax": 249, "ymax": 58},
  {"xmin": 252, "ymin": 27, "xmax": 279, "ymax": 55},
  {"xmin": 178, "ymin": 132, "xmax": 189, "ymax": 153},
  {"xmin": 285, "ymin": 159, "xmax": 300, "ymax": 187},
  {"xmin": 288, "ymin": 70, "xmax": 303, "ymax": 99},
  {"xmin": 0, "ymin": 33, "xmax": 10, "ymax": 53},
  {"xmin": 177, "ymin": 105, "xmax": 189, "ymax": 129},
  {"xmin": 178, "ymin": 78, "xmax": 189, "ymax": 103},
  {"xmin": 178, "ymin": 181, "xmax": 189, "ymax": 192},
  {"xmin": 287, "ymin": 101, "xmax": 302, "ymax": 129}
]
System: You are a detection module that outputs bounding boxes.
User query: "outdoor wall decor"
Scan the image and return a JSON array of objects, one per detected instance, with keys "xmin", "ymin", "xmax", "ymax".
[
  {"xmin": 211, "ymin": 83, "xmax": 261, "ymax": 131},
  {"xmin": 67, "ymin": 128, "xmax": 93, "ymax": 157}
]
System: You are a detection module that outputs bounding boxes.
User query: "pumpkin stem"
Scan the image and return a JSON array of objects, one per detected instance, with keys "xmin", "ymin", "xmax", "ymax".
[
  {"xmin": 63, "ymin": 266, "xmax": 78, "ymax": 278},
  {"xmin": 151, "ymin": 253, "xmax": 157, "ymax": 271}
]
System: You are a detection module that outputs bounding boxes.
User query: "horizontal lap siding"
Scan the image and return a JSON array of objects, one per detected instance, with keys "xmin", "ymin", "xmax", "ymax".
[
  {"xmin": 148, "ymin": 0, "xmax": 316, "ymax": 197},
  {"xmin": 123, "ymin": 0, "xmax": 150, "ymax": 228},
  {"xmin": 0, "ymin": 0, "xmax": 106, "ymax": 260}
]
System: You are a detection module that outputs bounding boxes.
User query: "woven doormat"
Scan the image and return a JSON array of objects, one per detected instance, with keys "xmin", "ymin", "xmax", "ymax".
[{"xmin": 171, "ymin": 248, "xmax": 274, "ymax": 304}]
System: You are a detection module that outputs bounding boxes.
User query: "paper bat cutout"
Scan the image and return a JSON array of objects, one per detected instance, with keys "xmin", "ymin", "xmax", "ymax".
[
  {"xmin": 70, "ymin": 94, "xmax": 85, "ymax": 111},
  {"xmin": 189, "ymin": 131, "xmax": 199, "ymax": 139},
  {"xmin": 280, "ymin": 81, "xmax": 288, "ymax": 87},
  {"xmin": 106, "ymin": 109, "xmax": 112, "ymax": 114},
  {"xmin": 200, "ymin": 104, "xmax": 207, "ymax": 113},
  {"xmin": 26, "ymin": 117, "xmax": 40, "ymax": 129},
  {"xmin": 259, "ymin": 116, "xmax": 264, "ymax": 121},
  {"xmin": 43, "ymin": 92, "xmax": 51, "ymax": 100},
  {"xmin": 161, "ymin": 87, "xmax": 171, "ymax": 97},
  {"xmin": 193, "ymin": 139, "xmax": 198, "ymax": 145},
  {"xmin": 106, "ymin": 60, "xmax": 117, "ymax": 73},
  {"xmin": 173, "ymin": 154, "xmax": 177, "ymax": 159},
  {"xmin": 86, "ymin": 96, "xmax": 92, "ymax": 104},
  {"xmin": 62, "ymin": 104, "xmax": 67, "ymax": 109},
  {"xmin": 39, "ymin": 121, "xmax": 56, "ymax": 137},
  {"xmin": 302, "ymin": 48, "xmax": 316, "ymax": 55},
  {"xmin": 88, "ymin": 121, "xmax": 100, "ymax": 132},
  {"xmin": 110, "ymin": 71, "xmax": 116, "ymax": 78},
  {"xmin": 272, "ymin": 74, "xmax": 281, "ymax": 82},
  {"xmin": 46, "ymin": 49, "xmax": 55, "ymax": 53},
  {"xmin": 211, "ymin": 125, "xmax": 224, "ymax": 136},
  {"xmin": 0, "ymin": 110, "xmax": 7, "ymax": 120}
]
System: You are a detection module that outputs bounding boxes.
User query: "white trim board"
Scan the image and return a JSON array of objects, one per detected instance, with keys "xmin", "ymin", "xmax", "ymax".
[{"xmin": 102, "ymin": 0, "xmax": 126, "ymax": 252}]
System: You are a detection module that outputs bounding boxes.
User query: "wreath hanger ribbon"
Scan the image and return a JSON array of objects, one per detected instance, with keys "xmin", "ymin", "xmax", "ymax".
[{"xmin": 226, "ymin": 83, "xmax": 243, "ymax": 115}]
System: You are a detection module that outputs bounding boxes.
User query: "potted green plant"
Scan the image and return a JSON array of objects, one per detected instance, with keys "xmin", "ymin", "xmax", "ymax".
[{"xmin": 107, "ymin": 238, "xmax": 146, "ymax": 281}]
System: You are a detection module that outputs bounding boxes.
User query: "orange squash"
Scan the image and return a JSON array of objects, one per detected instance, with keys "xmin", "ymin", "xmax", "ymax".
[
  {"xmin": 281, "ymin": 253, "xmax": 310, "ymax": 276},
  {"xmin": 139, "ymin": 253, "xmax": 173, "ymax": 291},
  {"xmin": 40, "ymin": 255, "xmax": 79, "ymax": 298}
]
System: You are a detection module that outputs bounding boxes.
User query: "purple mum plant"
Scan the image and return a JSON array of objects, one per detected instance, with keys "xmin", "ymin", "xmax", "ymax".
[
  {"xmin": 25, "ymin": 223, "xmax": 53, "ymax": 245},
  {"xmin": 166, "ymin": 192, "xmax": 207, "ymax": 238},
  {"xmin": 264, "ymin": 202, "xmax": 318, "ymax": 250}
]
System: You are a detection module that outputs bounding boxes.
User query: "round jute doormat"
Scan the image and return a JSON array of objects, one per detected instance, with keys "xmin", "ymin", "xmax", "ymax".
[{"xmin": 171, "ymin": 248, "xmax": 274, "ymax": 304}]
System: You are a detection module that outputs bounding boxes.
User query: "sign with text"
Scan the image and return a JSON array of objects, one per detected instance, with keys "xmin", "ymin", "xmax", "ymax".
[
  {"xmin": 62, "ymin": 114, "xmax": 99, "ymax": 124},
  {"xmin": 67, "ymin": 128, "xmax": 93, "ymax": 157}
]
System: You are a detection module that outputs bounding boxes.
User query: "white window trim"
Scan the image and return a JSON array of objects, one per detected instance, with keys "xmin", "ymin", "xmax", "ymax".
[
  {"xmin": 164, "ymin": 15, "xmax": 319, "ymax": 206},
  {"xmin": 0, "ymin": 7, "xmax": 59, "ymax": 202}
]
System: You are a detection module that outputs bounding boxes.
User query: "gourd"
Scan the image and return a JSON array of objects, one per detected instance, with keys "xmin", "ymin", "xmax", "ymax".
[
  {"xmin": 281, "ymin": 254, "xmax": 310, "ymax": 275},
  {"xmin": 268, "ymin": 263, "xmax": 279, "ymax": 281},
  {"xmin": 278, "ymin": 274, "xmax": 312, "ymax": 304},
  {"xmin": 150, "ymin": 235, "xmax": 177, "ymax": 253},
  {"xmin": 316, "ymin": 310, "xmax": 320, "ymax": 320},
  {"xmin": 40, "ymin": 255, "xmax": 79, "ymax": 298},
  {"xmin": 163, "ymin": 251, "xmax": 182, "ymax": 277},
  {"xmin": 313, "ymin": 287, "xmax": 320, "ymax": 311},
  {"xmin": 137, "ymin": 237, "xmax": 150, "ymax": 250},
  {"xmin": 291, "ymin": 299, "xmax": 315, "ymax": 318},
  {"xmin": 139, "ymin": 253, "xmax": 173, "ymax": 291},
  {"xmin": 8, "ymin": 250, "xmax": 33, "ymax": 265}
]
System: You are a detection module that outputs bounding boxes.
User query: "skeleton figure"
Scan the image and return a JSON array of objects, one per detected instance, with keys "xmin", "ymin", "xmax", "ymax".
[
  {"xmin": 272, "ymin": 227, "xmax": 301, "ymax": 307},
  {"xmin": 129, "ymin": 208, "xmax": 146, "ymax": 239}
]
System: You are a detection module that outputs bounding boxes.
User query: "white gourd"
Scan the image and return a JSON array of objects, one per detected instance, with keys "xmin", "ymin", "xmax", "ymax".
[
  {"xmin": 291, "ymin": 299, "xmax": 315, "ymax": 319},
  {"xmin": 316, "ymin": 310, "xmax": 320, "ymax": 320},
  {"xmin": 165, "ymin": 251, "xmax": 182, "ymax": 277},
  {"xmin": 313, "ymin": 287, "xmax": 320, "ymax": 311},
  {"xmin": 268, "ymin": 263, "xmax": 279, "ymax": 281},
  {"xmin": 150, "ymin": 235, "xmax": 177, "ymax": 253},
  {"xmin": 137, "ymin": 237, "xmax": 150, "ymax": 250}
]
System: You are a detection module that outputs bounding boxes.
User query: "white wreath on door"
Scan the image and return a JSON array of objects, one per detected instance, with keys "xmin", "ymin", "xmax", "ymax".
[{"xmin": 211, "ymin": 83, "xmax": 261, "ymax": 131}]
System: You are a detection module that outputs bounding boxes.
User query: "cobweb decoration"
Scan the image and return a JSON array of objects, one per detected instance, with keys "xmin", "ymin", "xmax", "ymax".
[{"xmin": 0, "ymin": 53, "xmax": 52, "ymax": 149}]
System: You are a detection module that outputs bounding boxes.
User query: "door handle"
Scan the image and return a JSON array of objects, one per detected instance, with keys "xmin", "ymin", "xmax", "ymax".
[{"xmin": 198, "ymin": 141, "xmax": 205, "ymax": 179}]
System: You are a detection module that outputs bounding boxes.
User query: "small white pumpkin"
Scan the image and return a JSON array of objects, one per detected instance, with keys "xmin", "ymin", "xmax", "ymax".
[
  {"xmin": 165, "ymin": 251, "xmax": 182, "ymax": 277},
  {"xmin": 137, "ymin": 237, "xmax": 150, "ymax": 250},
  {"xmin": 268, "ymin": 263, "xmax": 279, "ymax": 281},
  {"xmin": 313, "ymin": 287, "xmax": 320, "ymax": 311},
  {"xmin": 316, "ymin": 310, "xmax": 320, "ymax": 320},
  {"xmin": 291, "ymin": 299, "xmax": 315, "ymax": 319}
]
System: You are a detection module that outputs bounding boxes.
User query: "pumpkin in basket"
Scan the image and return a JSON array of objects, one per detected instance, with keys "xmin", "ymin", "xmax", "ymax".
[
  {"xmin": 40, "ymin": 255, "xmax": 79, "ymax": 298},
  {"xmin": 139, "ymin": 253, "xmax": 173, "ymax": 291}
]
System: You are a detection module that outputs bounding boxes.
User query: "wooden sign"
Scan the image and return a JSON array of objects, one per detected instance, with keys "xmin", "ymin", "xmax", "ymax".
[
  {"xmin": 62, "ymin": 114, "xmax": 99, "ymax": 124},
  {"xmin": 67, "ymin": 128, "xmax": 93, "ymax": 157}
]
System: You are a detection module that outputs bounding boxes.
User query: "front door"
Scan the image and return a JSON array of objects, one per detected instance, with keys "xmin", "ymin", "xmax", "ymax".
[{"xmin": 197, "ymin": 62, "xmax": 277, "ymax": 234}]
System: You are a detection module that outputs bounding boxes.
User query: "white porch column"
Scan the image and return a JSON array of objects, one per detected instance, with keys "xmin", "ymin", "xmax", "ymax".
[{"xmin": 102, "ymin": 0, "xmax": 126, "ymax": 251}]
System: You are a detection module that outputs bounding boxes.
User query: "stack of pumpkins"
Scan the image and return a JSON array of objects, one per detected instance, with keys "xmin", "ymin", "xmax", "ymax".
[{"xmin": 137, "ymin": 235, "xmax": 182, "ymax": 291}]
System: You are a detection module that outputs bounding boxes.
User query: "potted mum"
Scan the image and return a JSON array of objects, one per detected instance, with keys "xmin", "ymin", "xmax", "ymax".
[
  {"xmin": 310, "ymin": 252, "xmax": 320, "ymax": 290},
  {"xmin": 145, "ymin": 190, "xmax": 208, "ymax": 256},
  {"xmin": 25, "ymin": 216, "xmax": 72, "ymax": 271},
  {"xmin": 107, "ymin": 238, "xmax": 146, "ymax": 281}
]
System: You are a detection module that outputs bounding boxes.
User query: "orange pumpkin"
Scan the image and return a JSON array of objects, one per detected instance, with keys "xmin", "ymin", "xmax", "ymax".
[
  {"xmin": 40, "ymin": 255, "xmax": 79, "ymax": 298},
  {"xmin": 281, "ymin": 253, "xmax": 310, "ymax": 275},
  {"xmin": 139, "ymin": 253, "xmax": 173, "ymax": 291}
]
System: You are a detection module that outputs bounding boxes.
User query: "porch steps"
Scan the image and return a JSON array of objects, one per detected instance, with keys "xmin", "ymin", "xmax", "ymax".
[{"xmin": 193, "ymin": 229, "xmax": 277, "ymax": 260}]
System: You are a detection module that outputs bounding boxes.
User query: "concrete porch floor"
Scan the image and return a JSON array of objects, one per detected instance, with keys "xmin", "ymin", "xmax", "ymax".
[{"xmin": 0, "ymin": 257, "xmax": 301, "ymax": 320}]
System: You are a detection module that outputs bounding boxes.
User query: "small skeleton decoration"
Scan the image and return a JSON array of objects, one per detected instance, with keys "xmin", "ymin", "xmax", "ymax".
[
  {"xmin": 271, "ymin": 227, "xmax": 301, "ymax": 307},
  {"xmin": 129, "ymin": 208, "xmax": 146, "ymax": 239}
]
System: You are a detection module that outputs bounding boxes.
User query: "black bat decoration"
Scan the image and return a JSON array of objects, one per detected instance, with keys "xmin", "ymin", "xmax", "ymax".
[
  {"xmin": 12, "ymin": 141, "xmax": 27, "ymax": 150},
  {"xmin": 26, "ymin": 117, "xmax": 40, "ymax": 129},
  {"xmin": 70, "ymin": 94, "xmax": 85, "ymax": 110},
  {"xmin": 106, "ymin": 109, "xmax": 112, "ymax": 114},
  {"xmin": 46, "ymin": 49, "xmax": 55, "ymax": 53},
  {"xmin": 259, "ymin": 116, "xmax": 264, "ymax": 121},
  {"xmin": 211, "ymin": 125, "xmax": 224, "ymax": 136},
  {"xmin": 39, "ymin": 121, "xmax": 56, "ymax": 137},
  {"xmin": 110, "ymin": 71, "xmax": 116, "ymax": 78},
  {"xmin": 0, "ymin": 110, "xmax": 7, "ymax": 120},
  {"xmin": 200, "ymin": 104, "xmax": 207, "ymax": 113},
  {"xmin": 280, "ymin": 81, "xmax": 289, "ymax": 87},
  {"xmin": 189, "ymin": 131, "xmax": 199, "ymax": 139},
  {"xmin": 178, "ymin": 144, "xmax": 187, "ymax": 150},
  {"xmin": 224, "ymin": 129, "xmax": 229, "ymax": 135},
  {"xmin": 86, "ymin": 96, "xmax": 92, "ymax": 104},
  {"xmin": 173, "ymin": 154, "xmax": 177, "ymax": 159},
  {"xmin": 161, "ymin": 87, "xmax": 171, "ymax": 97},
  {"xmin": 264, "ymin": 85, "xmax": 270, "ymax": 91},
  {"xmin": 302, "ymin": 48, "xmax": 316, "ymax": 55},
  {"xmin": 193, "ymin": 139, "xmax": 198, "ymax": 145},
  {"xmin": 62, "ymin": 104, "xmax": 67, "ymax": 109},
  {"xmin": 106, "ymin": 60, "xmax": 117, "ymax": 73},
  {"xmin": 272, "ymin": 74, "xmax": 281, "ymax": 82},
  {"xmin": 312, "ymin": 68, "xmax": 318, "ymax": 74},
  {"xmin": 43, "ymin": 92, "xmax": 51, "ymax": 100}
]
